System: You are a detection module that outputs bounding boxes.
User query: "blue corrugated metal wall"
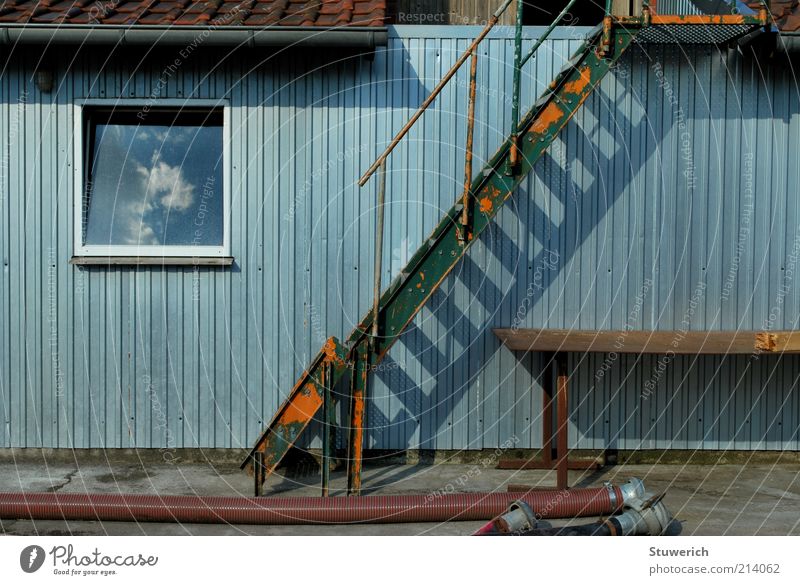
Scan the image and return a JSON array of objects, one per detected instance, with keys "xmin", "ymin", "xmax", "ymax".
[
  {"xmin": 1, "ymin": 26, "xmax": 798, "ymax": 451},
  {"xmin": 656, "ymin": 0, "xmax": 704, "ymax": 15}
]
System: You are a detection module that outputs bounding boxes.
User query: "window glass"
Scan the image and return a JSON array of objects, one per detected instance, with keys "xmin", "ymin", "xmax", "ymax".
[{"xmin": 83, "ymin": 109, "xmax": 224, "ymax": 250}]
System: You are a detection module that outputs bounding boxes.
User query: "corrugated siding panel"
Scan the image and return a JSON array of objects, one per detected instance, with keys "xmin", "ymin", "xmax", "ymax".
[
  {"xmin": 656, "ymin": 0, "xmax": 704, "ymax": 14},
  {"xmin": 0, "ymin": 27, "xmax": 798, "ymax": 451},
  {"xmin": 656, "ymin": 0, "xmax": 753, "ymax": 15}
]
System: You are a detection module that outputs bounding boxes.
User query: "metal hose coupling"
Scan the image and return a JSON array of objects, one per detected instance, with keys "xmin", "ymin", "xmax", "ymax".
[
  {"xmin": 612, "ymin": 492, "xmax": 672, "ymax": 536},
  {"xmin": 603, "ymin": 477, "xmax": 646, "ymax": 510},
  {"xmin": 618, "ymin": 477, "xmax": 647, "ymax": 503},
  {"xmin": 473, "ymin": 500, "xmax": 538, "ymax": 536}
]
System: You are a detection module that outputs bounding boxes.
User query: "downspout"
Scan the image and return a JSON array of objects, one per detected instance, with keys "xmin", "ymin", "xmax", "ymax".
[{"xmin": 0, "ymin": 25, "xmax": 388, "ymax": 48}]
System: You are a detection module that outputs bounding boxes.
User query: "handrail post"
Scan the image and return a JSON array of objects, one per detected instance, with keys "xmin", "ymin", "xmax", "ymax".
[
  {"xmin": 506, "ymin": 0, "xmax": 524, "ymax": 175},
  {"xmin": 371, "ymin": 161, "xmax": 387, "ymax": 350},
  {"xmin": 459, "ymin": 48, "xmax": 479, "ymax": 243},
  {"xmin": 600, "ymin": 16, "xmax": 614, "ymax": 56},
  {"xmin": 321, "ymin": 361, "xmax": 333, "ymax": 497},
  {"xmin": 758, "ymin": 0, "xmax": 771, "ymax": 29}
]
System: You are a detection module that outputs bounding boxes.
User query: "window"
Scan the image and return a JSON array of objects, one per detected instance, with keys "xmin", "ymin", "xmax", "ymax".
[{"xmin": 74, "ymin": 101, "xmax": 230, "ymax": 259}]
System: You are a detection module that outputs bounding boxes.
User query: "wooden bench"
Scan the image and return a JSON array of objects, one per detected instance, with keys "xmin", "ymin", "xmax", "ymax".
[{"xmin": 493, "ymin": 329, "xmax": 800, "ymax": 489}]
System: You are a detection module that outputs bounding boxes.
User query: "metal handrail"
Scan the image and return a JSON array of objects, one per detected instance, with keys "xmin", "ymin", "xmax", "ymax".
[
  {"xmin": 360, "ymin": 0, "xmax": 587, "ymax": 335},
  {"xmin": 360, "ymin": 0, "xmax": 586, "ymax": 346},
  {"xmin": 359, "ymin": 0, "xmax": 587, "ymax": 187},
  {"xmin": 358, "ymin": 0, "xmax": 514, "ymax": 187},
  {"xmin": 520, "ymin": 0, "xmax": 580, "ymax": 69}
]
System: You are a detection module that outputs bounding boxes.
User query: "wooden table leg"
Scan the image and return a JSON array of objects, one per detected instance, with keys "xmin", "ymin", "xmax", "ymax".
[
  {"xmin": 556, "ymin": 352, "xmax": 569, "ymax": 490},
  {"xmin": 542, "ymin": 352, "xmax": 554, "ymax": 467}
]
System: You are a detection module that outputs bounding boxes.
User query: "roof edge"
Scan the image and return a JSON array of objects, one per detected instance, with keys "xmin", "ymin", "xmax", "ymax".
[{"xmin": 0, "ymin": 24, "xmax": 388, "ymax": 48}]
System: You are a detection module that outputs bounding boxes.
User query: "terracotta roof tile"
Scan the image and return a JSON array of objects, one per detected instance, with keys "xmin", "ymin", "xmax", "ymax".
[
  {"xmin": 241, "ymin": 12, "xmax": 276, "ymax": 25},
  {"xmin": 0, "ymin": 0, "xmax": 385, "ymax": 26}
]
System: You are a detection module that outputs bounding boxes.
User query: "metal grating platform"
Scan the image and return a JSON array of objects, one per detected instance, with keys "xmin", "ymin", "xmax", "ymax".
[{"xmin": 636, "ymin": 23, "xmax": 759, "ymax": 44}]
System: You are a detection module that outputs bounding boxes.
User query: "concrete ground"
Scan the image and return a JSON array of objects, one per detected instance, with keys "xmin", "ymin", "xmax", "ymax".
[{"xmin": 0, "ymin": 454, "xmax": 798, "ymax": 535}]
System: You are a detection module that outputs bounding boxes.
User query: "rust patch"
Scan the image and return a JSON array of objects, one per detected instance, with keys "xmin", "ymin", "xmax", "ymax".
[
  {"xmin": 530, "ymin": 102, "xmax": 565, "ymax": 136},
  {"xmin": 322, "ymin": 337, "xmax": 339, "ymax": 361},
  {"xmin": 651, "ymin": 14, "xmax": 747, "ymax": 26},
  {"xmin": 322, "ymin": 337, "xmax": 347, "ymax": 365},
  {"xmin": 562, "ymin": 66, "xmax": 592, "ymax": 95},
  {"xmin": 280, "ymin": 385, "xmax": 324, "ymax": 425},
  {"xmin": 348, "ymin": 361, "xmax": 368, "ymax": 494},
  {"xmin": 479, "ymin": 197, "xmax": 493, "ymax": 214}
]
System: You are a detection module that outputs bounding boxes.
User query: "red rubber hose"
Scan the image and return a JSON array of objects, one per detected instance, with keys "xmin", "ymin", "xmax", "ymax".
[{"xmin": 0, "ymin": 486, "xmax": 623, "ymax": 525}]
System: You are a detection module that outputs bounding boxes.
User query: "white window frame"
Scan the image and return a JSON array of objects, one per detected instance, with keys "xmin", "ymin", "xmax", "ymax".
[{"xmin": 73, "ymin": 98, "xmax": 231, "ymax": 259}]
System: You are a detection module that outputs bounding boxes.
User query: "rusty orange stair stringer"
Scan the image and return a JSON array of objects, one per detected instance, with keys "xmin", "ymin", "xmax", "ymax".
[{"xmin": 241, "ymin": 337, "xmax": 349, "ymax": 495}]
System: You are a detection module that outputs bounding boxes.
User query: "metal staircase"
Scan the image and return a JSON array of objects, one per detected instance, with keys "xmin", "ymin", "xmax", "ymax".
[{"xmin": 242, "ymin": 0, "xmax": 770, "ymax": 496}]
